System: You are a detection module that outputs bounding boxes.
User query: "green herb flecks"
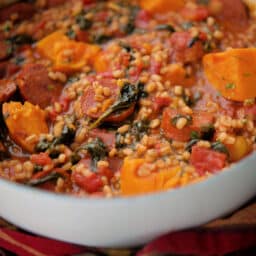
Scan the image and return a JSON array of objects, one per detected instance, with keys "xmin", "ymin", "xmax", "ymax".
[
  {"xmin": 27, "ymin": 172, "xmax": 62, "ymax": 186},
  {"xmin": 225, "ymin": 83, "xmax": 236, "ymax": 90},
  {"xmin": 82, "ymin": 138, "xmax": 108, "ymax": 171},
  {"xmin": 211, "ymin": 141, "xmax": 229, "ymax": 156}
]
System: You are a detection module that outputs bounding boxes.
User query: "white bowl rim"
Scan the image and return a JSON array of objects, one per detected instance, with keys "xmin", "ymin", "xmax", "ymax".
[{"xmin": 0, "ymin": 152, "xmax": 255, "ymax": 205}]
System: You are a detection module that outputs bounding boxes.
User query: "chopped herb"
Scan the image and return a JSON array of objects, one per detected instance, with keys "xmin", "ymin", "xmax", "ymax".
[
  {"xmin": 243, "ymin": 73, "xmax": 252, "ymax": 77},
  {"xmin": 71, "ymin": 153, "xmax": 81, "ymax": 164},
  {"xmin": 155, "ymin": 24, "xmax": 175, "ymax": 33},
  {"xmin": 201, "ymin": 124, "xmax": 215, "ymax": 140},
  {"xmin": 122, "ymin": 18, "xmax": 135, "ymax": 34},
  {"xmin": 76, "ymin": 14, "xmax": 92, "ymax": 30},
  {"xmin": 67, "ymin": 76, "xmax": 79, "ymax": 84},
  {"xmin": 93, "ymin": 34, "xmax": 112, "ymax": 44},
  {"xmin": 90, "ymin": 82, "xmax": 140, "ymax": 129},
  {"xmin": 33, "ymin": 164, "xmax": 43, "ymax": 172},
  {"xmin": 27, "ymin": 172, "xmax": 62, "ymax": 186},
  {"xmin": 13, "ymin": 56, "xmax": 25, "ymax": 65},
  {"xmin": 188, "ymin": 36, "xmax": 199, "ymax": 48},
  {"xmin": 66, "ymin": 28, "xmax": 76, "ymax": 39},
  {"xmin": 82, "ymin": 138, "xmax": 108, "ymax": 170},
  {"xmin": 225, "ymin": 83, "xmax": 236, "ymax": 89},
  {"xmin": 197, "ymin": 0, "xmax": 210, "ymax": 5},
  {"xmin": 8, "ymin": 34, "xmax": 34, "ymax": 45},
  {"xmin": 186, "ymin": 139, "xmax": 200, "ymax": 152},
  {"xmin": 47, "ymin": 84, "xmax": 55, "ymax": 91},
  {"xmin": 181, "ymin": 22, "xmax": 193, "ymax": 30},
  {"xmin": 211, "ymin": 141, "xmax": 229, "ymax": 156},
  {"xmin": 190, "ymin": 131, "xmax": 200, "ymax": 140},
  {"xmin": 119, "ymin": 42, "xmax": 132, "ymax": 52}
]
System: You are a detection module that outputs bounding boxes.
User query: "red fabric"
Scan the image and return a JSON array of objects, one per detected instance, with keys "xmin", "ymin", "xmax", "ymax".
[{"xmin": 0, "ymin": 228, "xmax": 256, "ymax": 256}]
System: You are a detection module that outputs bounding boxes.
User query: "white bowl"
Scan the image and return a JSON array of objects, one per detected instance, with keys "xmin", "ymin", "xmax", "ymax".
[{"xmin": 0, "ymin": 153, "xmax": 256, "ymax": 248}]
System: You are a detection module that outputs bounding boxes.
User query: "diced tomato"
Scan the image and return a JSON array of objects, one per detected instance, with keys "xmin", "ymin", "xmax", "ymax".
[
  {"xmin": 58, "ymin": 95, "xmax": 70, "ymax": 112},
  {"xmin": 161, "ymin": 108, "xmax": 214, "ymax": 142},
  {"xmin": 135, "ymin": 10, "xmax": 151, "ymax": 29},
  {"xmin": 181, "ymin": 6, "xmax": 209, "ymax": 21},
  {"xmin": 190, "ymin": 146, "xmax": 227, "ymax": 175},
  {"xmin": 98, "ymin": 166, "xmax": 114, "ymax": 181},
  {"xmin": 76, "ymin": 30, "xmax": 89, "ymax": 43},
  {"xmin": 89, "ymin": 129, "xmax": 115, "ymax": 149},
  {"xmin": 149, "ymin": 59, "xmax": 162, "ymax": 75},
  {"xmin": 31, "ymin": 153, "xmax": 52, "ymax": 166},
  {"xmin": 152, "ymin": 96, "xmax": 171, "ymax": 113},
  {"xmin": 108, "ymin": 157, "xmax": 123, "ymax": 173},
  {"xmin": 73, "ymin": 172, "xmax": 103, "ymax": 193},
  {"xmin": 169, "ymin": 32, "xmax": 204, "ymax": 63}
]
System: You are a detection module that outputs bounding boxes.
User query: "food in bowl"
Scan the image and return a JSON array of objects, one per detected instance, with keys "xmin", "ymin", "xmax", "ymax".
[{"xmin": 0, "ymin": 0, "xmax": 255, "ymax": 198}]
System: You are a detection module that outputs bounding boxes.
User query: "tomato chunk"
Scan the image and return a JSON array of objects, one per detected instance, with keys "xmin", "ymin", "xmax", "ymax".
[
  {"xmin": 170, "ymin": 32, "xmax": 204, "ymax": 63},
  {"xmin": 31, "ymin": 153, "xmax": 52, "ymax": 166},
  {"xmin": 73, "ymin": 172, "xmax": 103, "ymax": 193},
  {"xmin": 190, "ymin": 146, "xmax": 227, "ymax": 175}
]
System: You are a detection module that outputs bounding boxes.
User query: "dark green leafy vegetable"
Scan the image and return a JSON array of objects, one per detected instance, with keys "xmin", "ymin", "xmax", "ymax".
[
  {"xmin": 190, "ymin": 131, "xmax": 200, "ymax": 140},
  {"xmin": 35, "ymin": 125, "xmax": 76, "ymax": 152},
  {"xmin": 27, "ymin": 172, "xmax": 61, "ymax": 186},
  {"xmin": 53, "ymin": 125, "xmax": 76, "ymax": 146},
  {"xmin": 119, "ymin": 42, "xmax": 132, "ymax": 52},
  {"xmin": 185, "ymin": 139, "xmax": 199, "ymax": 152},
  {"xmin": 66, "ymin": 28, "xmax": 76, "ymax": 39},
  {"xmin": 71, "ymin": 153, "xmax": 81, "ymax": 164},
  {"xmin": 93, "ymin": 34, "xmax": 112, "ymax": 44},
  {"xmin": 197, "ymin": 0, "xmax": 210, "ymax": 5},
  {"xmin": 211, "ymin": 141, "xmax": 229, "ymax": 156},
  {"xmin": 155, "ymin": 24, "xmax": 175, "ymax": 33},
  {"xmin": 33, "ymin": 164, "xmax": 43, "ymax": 173},
  {"xmin": 130, "ymin": 120, "xmax": 149, "ymax": 141},
  {"xmin": 182, "ymin": 22, "xmax": 193, "ymax": 30},
  {"xmin": 82, "ymin": 138, "xmax": 108, "ymax": 170},
  {"xmin": 201, "ymin": 124, "xmax": 215, "ymax": 140},
  {"xmin": 76, "ymin": 14, "xmax": 92, "ymax": 30},
  {"xmin": 122, "ymin": 17, "xmax": 135, "ymax": 34},
  {"xmin": 8, "ymin": 34, "xmax": 34, "ymax": 45},
  {"xmin": 187, "ymin": 36, "xmax": 199, "ymax": 48},
  {"xmin": 90, "ymin": 82, "xmax": 140, "ymax": 129}
]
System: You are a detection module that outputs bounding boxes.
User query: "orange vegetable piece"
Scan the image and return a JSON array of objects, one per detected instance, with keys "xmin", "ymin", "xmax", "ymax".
[
  {"xmin": 139, "ymin": 0, "xmax": 185, "ymax": 14},
  {"xmin": 36, "ymin": 30, "xmax": 69, "ymax": 60},
  {"xmin": 162, "ymin": 63, "xmax": 195, "ymax": 86},
  {"xmin": 226, "ymin": 136, "xmax": 251, "ymax": 162},
  {"xmin": 203, "ymin": 48, "xmax": 256, "ymax": 101},
  {"xmin": 36, "ymin": 30, "xmax": 100, "ymax": 73},
  {"xmin": 54, "ymin": 41, "xmax": 100, "ymax": 73},
  {"xmin": 120, "ymin": 158, "xmax": 182, "ymax": 196},
  {"xmin": 2, "ymin": 101, "xmax": 48, "ymax": 152}
]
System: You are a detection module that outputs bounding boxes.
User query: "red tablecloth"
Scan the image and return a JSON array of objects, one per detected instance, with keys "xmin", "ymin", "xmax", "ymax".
[{"xmin": 0, "ymin": 200, "xmax": 256, "ymax": 256}]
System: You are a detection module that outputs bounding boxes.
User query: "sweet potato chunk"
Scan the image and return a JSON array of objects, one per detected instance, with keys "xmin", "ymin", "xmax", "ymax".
[
  {"xmin": 2, "ymin": 101, "xmax": 49, "ymax": 152},
  {"xmin": 37, "ymin": 31, "xmax": 100, "ymax": 73},
  {"xmin": 203, "ymin": 48, "xmax": 256, "ymax": 101},
  {"xmin": 139, "ymin": 0, "xmax": 185, "ymax": 14},
  {"xmin": 120, "ymin": 158, "xmax": 182, "ymax": 196}
]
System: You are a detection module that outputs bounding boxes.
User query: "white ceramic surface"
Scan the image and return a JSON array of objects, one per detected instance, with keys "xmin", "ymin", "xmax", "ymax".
[{"xmin": 0, "ymin": 153, "xmax": 256, "ymax": 248}]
